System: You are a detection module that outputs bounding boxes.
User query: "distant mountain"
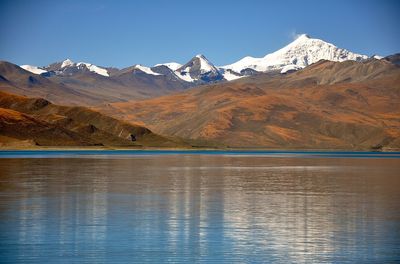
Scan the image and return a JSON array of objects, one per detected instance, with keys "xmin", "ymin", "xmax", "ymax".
[
  {"xmin": 18, "ymin": 35, "xmax": 376, "ymax": 85},
  {"xmin": 0, "ymin": 60, "xmax": 99, "ymax": 106},
  {"xmin": 221, "ymin": 34, "xmax": 368, "ymax": 74},
  {"xmin": 0, "ymin": 60, "xmax": 190, "ymax": 106},
  {"xmin": 4, "ymin": 34, "xmax": 398, "ymax": 108}
]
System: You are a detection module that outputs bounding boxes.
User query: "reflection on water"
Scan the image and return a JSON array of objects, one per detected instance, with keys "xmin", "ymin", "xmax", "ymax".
[{"xmin": 0, "ymin": 155, "xmax": 399, "ymax": 263}]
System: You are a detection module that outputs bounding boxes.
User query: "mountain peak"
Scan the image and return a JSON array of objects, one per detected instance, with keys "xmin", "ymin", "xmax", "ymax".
[
  {"xmin": 174, "ymin": 54, "xmax": 222, "ymax": 83},
  {"xmin": 295, "ymin": 34, "xmax": 311, "ymax": 40},
  {"xmin": 195, "ymin": 54, "xmax": 207, "ymax": 59},
  {"xmin": 61, "ymin": 59, "xmax": 74, "ymax": 68},
  {"xmin": 288, "ymin": 34, "xmax": 315, "ymax": 46}
]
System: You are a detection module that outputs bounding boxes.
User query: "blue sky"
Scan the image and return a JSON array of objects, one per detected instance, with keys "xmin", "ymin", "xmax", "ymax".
[{"xmin": 0, "ymin": 0, "xmax": 399, "ymax": 68}]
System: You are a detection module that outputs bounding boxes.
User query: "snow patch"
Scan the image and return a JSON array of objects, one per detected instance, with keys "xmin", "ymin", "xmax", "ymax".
[
  {"xmin": 20, "ymin": 65, "xmax": 48, "ymax": 75},
  {"xmin": 154, "ymin": 62, "xmax": 182, "ymax": 71},
  {"xmin": 280, "ymin": 64, "xmax": 301, "ymax": 74},
  {"xmin": 174, "ymin": 71, "xmax": 194, "ymax": 82},
  {"xmin": 134, "ymin": 65, "xmax": 161, "ymax": 76},
  {"xmin": 220, "ymin": 69, "xmax": 243, "ymax": 81}
]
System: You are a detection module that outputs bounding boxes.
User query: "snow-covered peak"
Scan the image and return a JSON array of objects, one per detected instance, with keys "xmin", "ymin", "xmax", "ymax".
[
  {"xmin": 292, "ymin": 34, "xmax": 311, "ymax": 43},
  {"xmin": 61, "ymin": 59, "xmax": 74, "ymax": 68},
  {"xmin": 20, "ymin": 65, "xmax": 48, "ymax": 75},
  {"xmin": 76, "ymin": 62, "xmax": 109, "ymax": 77},
  {"xmin": 174, "ymin": 54, "xmax": 222, "ymax": 83},
  {"xmin": 222, "ymin": 34, "xmax": 368, "ymax": 73},
  {"xmin": 154, "ymin": 62, "xmax": 182, "ymax": 71},
  {"xmin": 177, "ymin": 54, "xmax": 218, "ymax": 74},
  {"xmin": 133, "ymin": 65, "xmax": 161, "ymax": 76}
]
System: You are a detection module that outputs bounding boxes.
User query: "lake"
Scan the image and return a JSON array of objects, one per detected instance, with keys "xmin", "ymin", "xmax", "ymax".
[{"xmin": 0, "ymin": 150, "xmax": 399, "ymax": 263}]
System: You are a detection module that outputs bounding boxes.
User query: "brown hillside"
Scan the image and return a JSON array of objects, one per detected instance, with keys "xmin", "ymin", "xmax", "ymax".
[
  {"xmin": 100, "ymin": 59, "xmax": 400, "ymax": 149},
  {"xmin": 0, "ymin": 107, "xmax": 97, "ymax": 146},
  {"xmin": 0, "ymin": 91, "xmax": 186, "ymax": 147}
]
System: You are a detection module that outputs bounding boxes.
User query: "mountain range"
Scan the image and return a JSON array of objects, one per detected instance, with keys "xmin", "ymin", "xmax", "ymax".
[
  {"xmin": 20, "ymin": 34, "xmax": 369, "ymax": 83},
  {"xmin": 1, "ymin": 34, "xmax": 399, "ymax": 149}
]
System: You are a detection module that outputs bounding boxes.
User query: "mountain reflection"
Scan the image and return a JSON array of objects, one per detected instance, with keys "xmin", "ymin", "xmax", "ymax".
[{"xmin": 0, "ymin": 156, "xmax": 399, "ymax": 263}]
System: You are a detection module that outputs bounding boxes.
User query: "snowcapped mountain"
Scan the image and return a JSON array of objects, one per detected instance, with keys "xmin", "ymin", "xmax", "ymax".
[
  {"xmin": 221, "ymin": 34, "xmax": 368, "ymax": 74},
  {"xmin": 18, "ymin": 34, "xmax": 373, "ymax": 85},
  {"xmin": 174, "ymin": 54, "xmax": 223, "ymax": 83},
  {"xmin": 20, "ymin": 65, "xmax": 48, "ymax": 75}
]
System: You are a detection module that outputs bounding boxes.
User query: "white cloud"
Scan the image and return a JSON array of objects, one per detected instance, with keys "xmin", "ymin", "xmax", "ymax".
[{"xmin": 289, "ymin": 30, "xmax": 305, "ymax": 41}]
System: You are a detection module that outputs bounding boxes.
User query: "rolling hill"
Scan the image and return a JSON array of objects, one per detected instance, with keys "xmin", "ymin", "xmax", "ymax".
[{"xmin": 0, "ymin": 91, "xmax": 186, "ymax": 148}]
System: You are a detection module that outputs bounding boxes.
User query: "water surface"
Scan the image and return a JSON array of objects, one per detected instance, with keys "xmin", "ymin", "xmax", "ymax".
[{"xmin": 0, "ymin": 151, "xmax": 399, "ymax": 263}]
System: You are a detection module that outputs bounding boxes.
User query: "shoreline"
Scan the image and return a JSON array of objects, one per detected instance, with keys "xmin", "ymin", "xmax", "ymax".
[{"xmin": 1, "ymin": 146, "xmax": 399, "ymax": 153}]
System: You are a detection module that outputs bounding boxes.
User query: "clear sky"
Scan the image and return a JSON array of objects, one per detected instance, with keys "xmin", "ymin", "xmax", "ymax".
[{"xmin": 0, "ymin": 0, "xmax": 399, "ymax": 68}]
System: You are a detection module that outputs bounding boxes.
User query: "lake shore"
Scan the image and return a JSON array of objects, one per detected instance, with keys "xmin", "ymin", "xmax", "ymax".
[{"xmin": 1, "ymin": 145, "xmax": 399, "ymax": 152}]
